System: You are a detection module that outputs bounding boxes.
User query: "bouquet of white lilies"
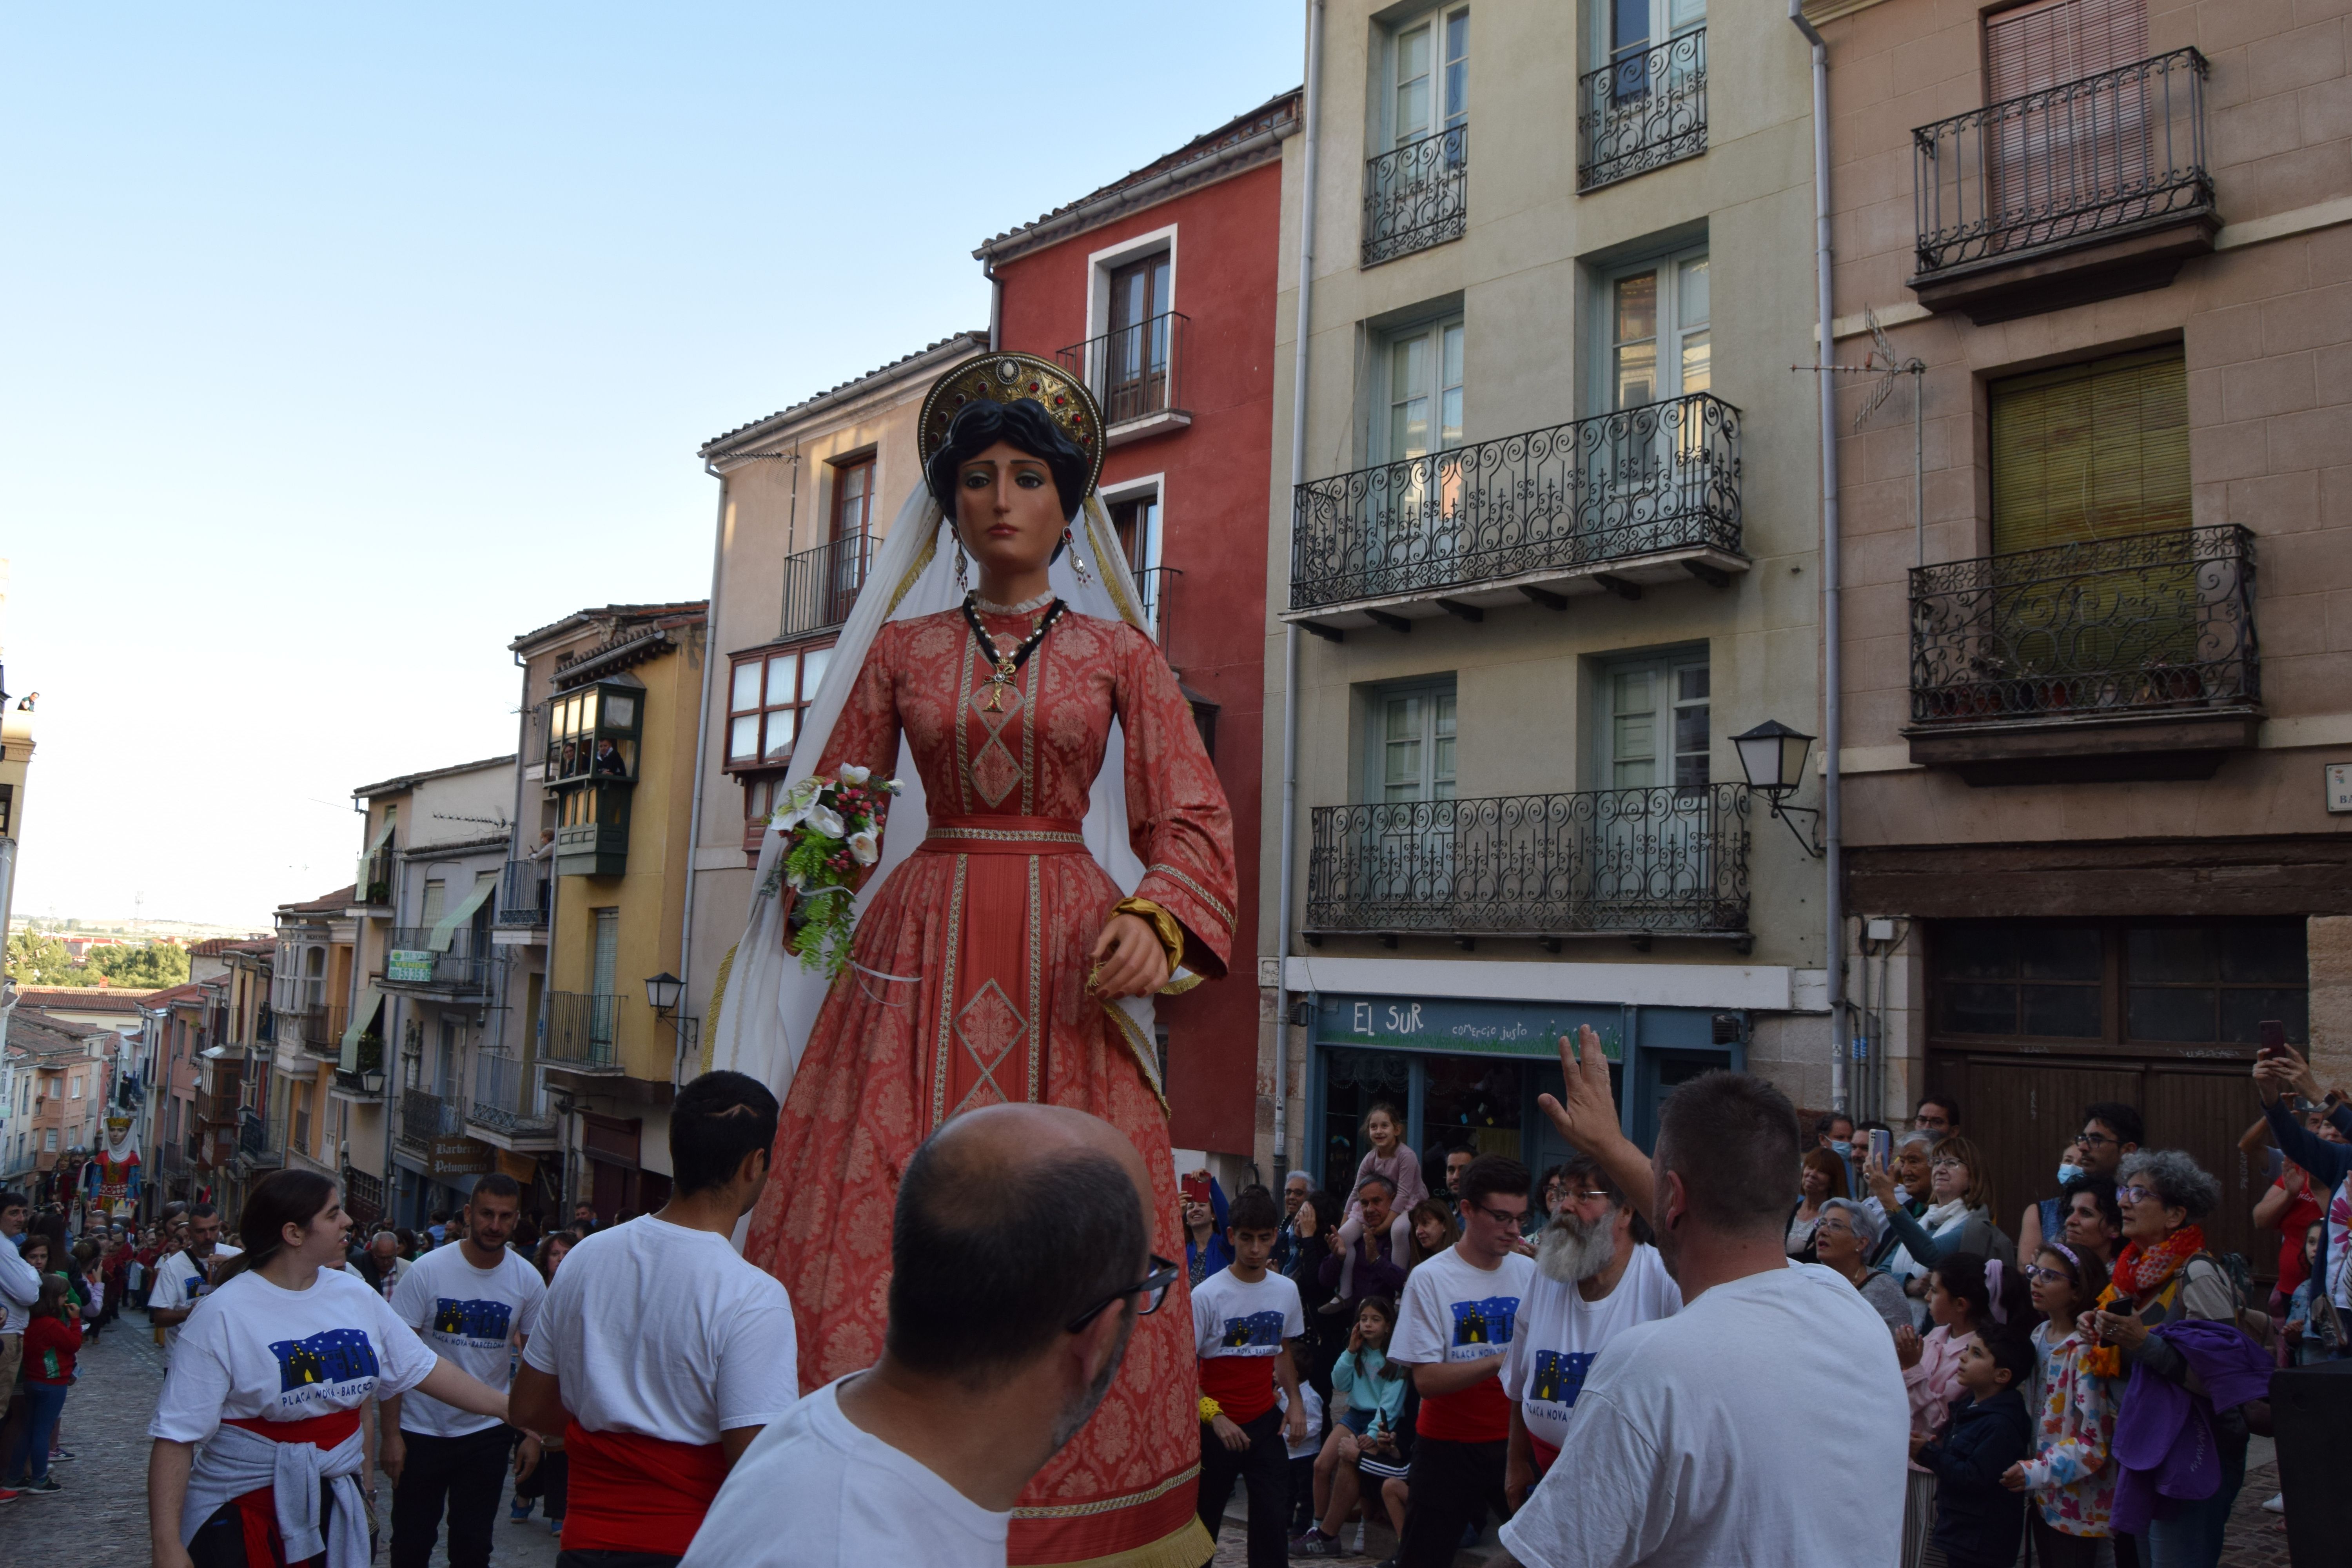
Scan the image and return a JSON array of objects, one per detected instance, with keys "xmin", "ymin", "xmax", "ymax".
[{"xmin": 762, "ymin": 763, "xmax": 902, "ymax": 978}]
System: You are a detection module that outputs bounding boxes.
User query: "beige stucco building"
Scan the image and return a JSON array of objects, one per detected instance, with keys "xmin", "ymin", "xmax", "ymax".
[
  {"xmin": 1804, "ymin": 0, "xmax": 2352, "ymax": 1277},
  {"xmin": 1260, "ymin": 0, "xmax": 1837, "ymax": 1189}
]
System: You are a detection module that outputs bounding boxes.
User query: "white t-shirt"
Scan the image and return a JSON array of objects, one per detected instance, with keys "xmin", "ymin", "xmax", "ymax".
[
  {"xmin": 1499, "ymin": 1244, "xmax": 1682, "ymax": 1452},
  {"xmin": 151, "ymin": 1245, "xmax": 243, "ymax": 1361},
  {"xmin": 390, "ymin": 1243, "xmax": 546, "ymax": 1438},
  {"xmin": 521, "ymin": 1214, "xmax": 797, "ymax": 1445},
  {"xmin": 1499, "ymin": 1261, "xmax": 1909, "ymax": 1568},
  {"xmin": 679, "ymin": 1376, "xmax": 1008, "ymax": 1568},
  {"xmin": 1192, "ymin": 1267, "xmax": 1307, "ymax": 1425},
  {"xmin": 1274, "ymin": 1383, "xmax": 1326, "ymax": 1461},
  {"xmin": 149, "ymin": 1266, "xmax": 441, "ymax": 1443},
  {"xmin": 1389, "ymin": 1244, "xmax": 1536, "ymax": 1444},
  {"xmin": 0, "ymin": 1235, "xmax": 41, "ymax": 1337}
]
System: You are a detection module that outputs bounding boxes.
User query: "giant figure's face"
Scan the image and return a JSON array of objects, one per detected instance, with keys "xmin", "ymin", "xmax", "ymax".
[{"xmin": 954, "ymin": 441, "xmax": 1064, "ymax": 585}]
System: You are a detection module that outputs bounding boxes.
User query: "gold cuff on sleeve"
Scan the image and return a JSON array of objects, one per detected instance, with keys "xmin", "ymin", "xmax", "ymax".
[{"xmin": 1114, "ymin": 896, "xmax": 1186, "ymax": 972}]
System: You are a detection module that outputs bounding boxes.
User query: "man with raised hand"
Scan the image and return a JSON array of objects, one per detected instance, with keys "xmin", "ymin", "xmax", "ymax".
[
  {"xmin": 681, "ymin": 1103, "xmax": 1171, "ymax": 1568},
  {"xmin": 1500, "ymin": 1027, "xmax": 1908, "ymax": 1567},
  {"xmin": 510, "ymin": 1071, "xmax": 797, "ymax": 1568},
  {"xmin": 382, "ymin": 1172, "xmax": 547, "ymax": 1568}
]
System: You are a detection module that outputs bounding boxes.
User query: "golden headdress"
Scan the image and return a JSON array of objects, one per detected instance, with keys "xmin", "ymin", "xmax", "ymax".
[{"xmin": 916, "ymin": 350, "xmax": 1106, "ymax": 500}]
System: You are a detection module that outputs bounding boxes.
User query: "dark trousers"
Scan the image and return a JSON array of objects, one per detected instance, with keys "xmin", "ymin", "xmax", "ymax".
[
  {"xmin": 554, "ymin": 1553, "xmax": 680, "ymax": 1568},
  {"xmin": 1397, "ymin": 1436, "xmax": 1508, "ymax": 1568},
  {"xmin": 2027, "ymin": 1513, "xmax": 2104, "ymax": 1568},
  {"xmin": 1197, "ymin": 1408, "xmax": 1290, "ymax": 1568},
  {"xmin": 390, "ymin": 1425, "xmax": 514, "ymax": 1568},
  {"xmin": 1287, "ymin": 1452, "xmax": 1317, "ymax": 1536},
  {"xmin": 515, "ymin": 1441, "xmax": 569, "ymax": 1519}
]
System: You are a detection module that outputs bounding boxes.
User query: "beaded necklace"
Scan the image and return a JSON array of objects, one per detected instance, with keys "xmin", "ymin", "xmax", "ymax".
[{"xmin": 963, "ymin": 595, "xmax": 1066, "ymax": 713}]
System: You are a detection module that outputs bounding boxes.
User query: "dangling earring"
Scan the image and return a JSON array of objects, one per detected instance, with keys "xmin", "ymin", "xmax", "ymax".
[
  {"xmin": 954, "ymin": 532, "xmax": 969, "ymax": 594},
  {"xmin": 1063, "ymin": 526, "xmax": 1093, "ymax": 588}
]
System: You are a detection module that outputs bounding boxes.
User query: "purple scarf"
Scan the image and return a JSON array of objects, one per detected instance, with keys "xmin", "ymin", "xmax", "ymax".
[{"xmin": 2108, "ymin": 1318, "xmax": 2272, "ymax": 1534}]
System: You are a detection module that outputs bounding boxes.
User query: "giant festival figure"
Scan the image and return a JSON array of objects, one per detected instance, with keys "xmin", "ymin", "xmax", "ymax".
[{"xmin": 706, "ymin": 350, "xmax": 1236, "ymax": 1568}]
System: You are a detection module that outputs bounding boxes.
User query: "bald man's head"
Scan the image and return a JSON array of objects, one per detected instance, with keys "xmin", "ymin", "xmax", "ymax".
[{"xmin": 886, "ymin": 1104, "xmax": 1152, "ymax": 1387}]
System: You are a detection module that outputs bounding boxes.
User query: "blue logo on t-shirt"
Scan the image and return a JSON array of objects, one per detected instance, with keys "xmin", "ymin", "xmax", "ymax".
[
  {"xmin": 432, "ymin": 1297, "xmax": 515, "ymax": 1343},
  {"xmin": 1449, "ymin": 1295, "xmax": 1519, "ymax": 1349},
  {"xmin": 270, "ymin": 1328, "xmax": 379, "ymax": 1392},
  {"xmin": 1530, "ymin": 1349, "xmax": 1596, "ymax": 1408},
  {"xmin": 1220, "ymin": 1310, "xmax": 1288, "ymax": 1351}
]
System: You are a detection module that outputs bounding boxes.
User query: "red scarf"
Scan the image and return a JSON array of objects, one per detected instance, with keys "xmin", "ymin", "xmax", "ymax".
[
  {"xmin": 219, "ymin": 1410, "xmax": 364, "ymax": 1568},
  {"xmin": 2110, "ymin": 1225, "xmax": 2206, "ymax": 1299}
]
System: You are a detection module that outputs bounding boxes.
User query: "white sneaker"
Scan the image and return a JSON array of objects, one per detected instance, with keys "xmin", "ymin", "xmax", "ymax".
[
  {"xmin": 1348, "ymin": 1523, "xmax": 1366, "ymax": 1553},
  {"xmin": 2262, "ymin": 1492, "xmax": 2285, "ymax": 1514}
]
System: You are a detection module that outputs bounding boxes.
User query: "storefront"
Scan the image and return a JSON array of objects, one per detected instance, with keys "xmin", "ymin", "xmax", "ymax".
[{"xmin": 1304, "ymin": 991, "xmax": 1745, "ymax": 1197}]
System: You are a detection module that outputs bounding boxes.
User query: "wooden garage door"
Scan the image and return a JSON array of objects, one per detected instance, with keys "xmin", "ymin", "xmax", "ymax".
[{"xmin": 1932, "ymin": 1051, "xmax": 2268, "ymax": 1281}]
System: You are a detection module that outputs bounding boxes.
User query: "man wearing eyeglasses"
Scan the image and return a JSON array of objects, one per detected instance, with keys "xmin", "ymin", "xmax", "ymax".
[
  {"xmin": 2016, "ymin": 1101, "xmax": 2141, "ymax": 1265},
  {"xmin": 681, "ymin": 1102, "xmax": 1162, "ymax": 1568}
]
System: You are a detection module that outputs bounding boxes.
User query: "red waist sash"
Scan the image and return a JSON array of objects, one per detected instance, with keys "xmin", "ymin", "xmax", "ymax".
[
  {"xmin": 919, "ymin": 815, "xmax": 1089, "ymax": 856},
  {"xmin": 559, "ymin": 1421, "xmax": 731, "ymax": 1556},
  {"xmin": 221, "ymin": 1410, "xmax": 364, "ymax": 1568}
]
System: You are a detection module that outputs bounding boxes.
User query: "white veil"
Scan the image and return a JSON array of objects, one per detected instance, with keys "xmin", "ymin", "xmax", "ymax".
[{"xmin": 704, "ymin": 482, "xmax": 1166, "ymax": 1110}]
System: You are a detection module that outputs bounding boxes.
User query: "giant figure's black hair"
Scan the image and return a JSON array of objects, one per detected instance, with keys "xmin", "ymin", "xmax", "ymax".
[{"xmin": 925, "ymin": 396, "xmax": 1091, "ymax": 526}]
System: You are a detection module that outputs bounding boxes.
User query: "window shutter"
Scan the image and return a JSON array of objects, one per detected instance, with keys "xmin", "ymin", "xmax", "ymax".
[
  {"xmin": 1989, "ymin": 347, "xmax": 2189, "ymax": 554},
  {"xmin": 1986, "ymin": 0, "xmax": 2148, "ymax": 100}
]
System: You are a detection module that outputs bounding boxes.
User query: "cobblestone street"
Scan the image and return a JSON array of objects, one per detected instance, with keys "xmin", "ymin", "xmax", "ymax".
[{"xmin": 0, "ymin": 1308, "xmax": 561, "ymax": 1568}]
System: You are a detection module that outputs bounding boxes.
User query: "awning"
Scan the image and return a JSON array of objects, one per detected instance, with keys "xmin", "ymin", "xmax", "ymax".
[
  {"xmin": 356, "ymin": 815, "xmax": 396, "ymax": 890},
  {"xmin": 339, "ymin": 984, "xmax": 383, "ymax": 1071},
  {"xmin": 427, "ymin": 873, "xmax": 497, "ymax": 952}
]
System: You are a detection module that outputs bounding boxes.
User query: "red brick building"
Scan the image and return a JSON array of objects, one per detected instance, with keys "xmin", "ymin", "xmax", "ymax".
[{"xmin": 976, "ymin": 91, "xmax": 1300, "ymax": 1160}]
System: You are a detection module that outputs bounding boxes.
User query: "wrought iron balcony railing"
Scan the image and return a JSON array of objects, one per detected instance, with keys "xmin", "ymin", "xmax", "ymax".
[
  {"xmin": 494, "ymin": 858, "xmax": 550, "ymax": 927},
  {"xmin": 397, "ymin": 1087, "xmax": 464, "ymax": 1151},
  {"xmin": 469, "ymin": 1052, "xmax": 556, "ymax": 1138},
  {"xmin": 1307, "ymin": 785, "xmax": 1750, "ymax": 939},
  {"xmin": 1289, "ymin": 394, "xmax": 1741, "ymax": 613},
  {"xmin": 1913, "ymin": 48, "xmax": 2210, "ymax": 276},
  {"xmin": 1910, "ymin": 524, "xmax": 2256, "ymax": 724},
  {"xmin": 1363, "ymin": 125, "xmax": 1468, "ymax": 267},
  {"xmin": 195, "ymin": 1089, "xmax": 240, "ymax": 1126},
  {"xmin": 238, "ymin": 1106, "xmax": 287, "ymax": 1168},
  {"xmin": 780, "ymin": 530, "xmax": 870, "ymax": 640},
  {"xmin": 544, "ymin": 991, "xmax": 621, "ymax": 1070},
  {"xmin": 1578, "ymin": 28, "xmax": 1708, "ymax": 191},
  {"xmin": 1132, "ymin": 566, "xmax": 1180, "ymax": 646},
  {"xmin": 332, "ymin": 1066, "xmax": 387, "ymax": 1100},
  {"xmin": 1054, "ymin": 312, "xmax": 1189, "ymax": 428},
  {"xmin": 383, "ymin": 927, "xmax": 494, "ymax": 996}
]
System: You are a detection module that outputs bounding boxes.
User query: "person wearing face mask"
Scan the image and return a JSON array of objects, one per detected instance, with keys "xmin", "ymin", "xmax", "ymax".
[
  {"xmin": 2016, "ymin": 1103, "xmax": 2142, "ymax": 1270},
  {"xmin": 1813, "ymin": 1112, "xmax": 1859, "ymax": 1195}
]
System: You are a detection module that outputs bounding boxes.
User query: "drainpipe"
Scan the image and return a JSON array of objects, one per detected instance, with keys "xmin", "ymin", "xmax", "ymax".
[
  {"xmin": 1790, "ymin": 0, "xmax": 1848, "ymax": 1116},
  {"xmin": 682, "ymin": 466, "xmax": 730, "ymax": 1086},
  {"xmin": 1273, "ymin": 0, "xmax": 1325, "ymax": 1188}
]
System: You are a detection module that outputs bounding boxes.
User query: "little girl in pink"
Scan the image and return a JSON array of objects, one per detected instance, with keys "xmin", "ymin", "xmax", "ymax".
[{"xmin": 1333, "ymin": 1104, "xmax": 1427, "ymax": 1300}]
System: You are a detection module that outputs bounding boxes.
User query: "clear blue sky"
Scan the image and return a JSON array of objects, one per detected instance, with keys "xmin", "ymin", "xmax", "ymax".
[{"xmin": 1, "ymin": 3, "xmax": 1301, "ymax": 929}]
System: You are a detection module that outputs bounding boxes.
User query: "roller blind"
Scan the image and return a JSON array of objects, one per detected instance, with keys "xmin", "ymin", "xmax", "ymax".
[
  {"xmin": 1986, "ymin": 0, "xmax": 2147, "ymax": 100},
  {"xmin": 1989, "ymin": 347, "xmax": 2189, "ymax": 555}
]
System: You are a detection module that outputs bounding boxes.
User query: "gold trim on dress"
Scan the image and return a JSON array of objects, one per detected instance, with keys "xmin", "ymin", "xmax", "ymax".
[
  {"xmin": 1145, "ymin": 862, "xmax": 1235, "ymax": 931},
  {"xmin": 1014, "ymin": 1518, "xmax": 1218, "ymax": 1568},
  {"xmin": 924, "ymin": 826, "xmax": 1087, "ymax": 846},
  {"xmin": 700, "ymin": 941, "xmax": 738, "ymax": 1075},
  {"xmin": 1009, "ymin": 1464, "xmax": 1202, "ymax": 1520}
]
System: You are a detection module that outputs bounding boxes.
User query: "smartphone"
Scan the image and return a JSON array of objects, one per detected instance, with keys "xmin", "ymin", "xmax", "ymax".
[
  {"xmin": 1181, "ymin": 1172, "xmax": 1211, "ymax": 1207},
  {"xmin": 2258, "ymin": 1020, "xmax": 2287, "ymax": 1058},
  {"xmin": 1869, "ymin": 1128, "xmax": 1893, "ymax": 1169}
]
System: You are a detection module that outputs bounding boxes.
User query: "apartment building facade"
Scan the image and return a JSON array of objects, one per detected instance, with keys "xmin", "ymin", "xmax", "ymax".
[
  {"xmin": 1806, "ymin": 0, "xmax": 2352, "ymax": 1274},
  {"xmin": 512, "ymin": 602, "xmax": 707, "ymax": 1221},
  {"xmin": 976, "ymin": 93, "xmax": 1299, "ymax": 1158},
  {"xmin": 1262, "ymin": 0, "xmax": 1834, "ymax": 1187}
]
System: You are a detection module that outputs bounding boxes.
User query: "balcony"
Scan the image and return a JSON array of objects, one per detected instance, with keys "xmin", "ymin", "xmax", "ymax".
[
  {"xmin": 238, "ymin": 1105, "xmax": 287, "ymax": 1169},
  {"xmin": 1055, "ymin": 312, "xmax": 1191, "ymax": 445},
  {"xmin": 467, "ymin": 1052, "xmax": 558, "ymax": 1147},
  {"xmin": 1306, "ymin": 785, "xmax": 1751, "ymax": 947},
  {"xmin": 195, "ymin": 1089, "xmax": 240, "ymax": 1127},
  {"xmin": 381, "ymin": 927, "xmax": 494, "ymax": 1000},
  {"xmin": 276, "ymin": 1004, "xmax": 344, "ymax": 1061},
  {"xmin": 1578, "ymin": 28, "xmax": 1707, "ymax": 192},
  {"xmin": 396, "ymin": 1087, "xmax": 465, "ymax": 1153},
  {"xmin": 780, "ymin": 530, "xmax": 870, "ymax": 641},
  {"xmin": 1363, "ymin": 125, "xmax": 1468, "ymax": 267},
  {"xmin": 354, "ymin": 847, "xmax": 396, "ymax": 912},
  {"xmin": 1910, "ymin": 49, "xmax": 2214, "ymax": 325},
  {"xmin": 1906, "ymin": 524, "xmax": 2258, "ymax": 784},
  {"xmin": 1285, "ymin": 394, "xmax": 1745, "ymax": 628},
  {"xmin": 330, "ymin": 1066, "xmax": 387, "ymax": 1102},
  {"xmin": 494, "ymin": 859, "xmax": 550, "ymax": 931},
  {"xmin": 543, "ymin": 991, "xmax": 621, "ymax": 1073},
  {"xmin": 341, "ymin": 1166, "xmax": 386, "ymax": 1226}
]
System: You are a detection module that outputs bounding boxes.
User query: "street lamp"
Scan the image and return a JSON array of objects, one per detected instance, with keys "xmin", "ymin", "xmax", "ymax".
[
  {"xmin": 359, "ymin": 1066, "xmax": 386, "ymax": 1097},
  {"xmin": 644, "ymin": 972, "xmax": 683, "ymax": 1018},
  {"xmin": 1732, "ymin": 719, "xmax": 1824, "ymax": 858}
]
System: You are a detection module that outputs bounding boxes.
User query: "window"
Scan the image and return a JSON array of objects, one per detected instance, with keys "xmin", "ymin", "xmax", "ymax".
[
  {"xmin": 1598, "ymin": 650, "xmax": 1709, "ymax": 789},
  {"xmin": 1105, "ymin": 255, "xmax": 1173, "ymax": 424},
  {"xmin": 1390, "ymin": 6, "xmax": 1469, "ymax": 150},
  {"xmin": 1602, "ymin": 0, "xmax": 1706, "ymax": 89},
  {"xmin": 727, "ymin": 643, "xmax": 834, "ymax": 771},
  {"xmin": 70, "ymin": 1074, "xmax": 82, "ymax": 1100},
  {"xmin": 1985, "ymin": 0, "xmax": 2146, "ymax": 101},
  {"xmin": 45, "ymin": 1129, "xmax": 57, "ymax": 1152},
  {"xmin": 1368, "ymin": 680, "xmax": 1458, "ymax": 803},
  {"xmin": 830, "ymin": 456, "xmax": 875, "ymax": 544},
  {"xmin": 1383, "ymin": 318, "xmax": 1465, "ymax": 461},
  {"xmin": 420, "ymin": 878, "xmax": 447, "ymax": 931},
  {"xmin": 1602, "ymin": 247, "xmax": 1708, "ymax": 411},
  {"xmin": 1932, "ymin": 920, "xmax": 2306, "ymax": 1046},
  {"xmin": 1109, "ymin": 490, "xmax": 1159, "ymax": 571},
  {"xmin": 1990, "ymin": 347, "xmax": 2187, "ymax": 554},
  {"xmin": 0, "ymin": 782, "xmax": 12, "ymax": 835},
  {"xmin": 292, "ymin": 1080, "xmax": 311, "ymax": 1152}
]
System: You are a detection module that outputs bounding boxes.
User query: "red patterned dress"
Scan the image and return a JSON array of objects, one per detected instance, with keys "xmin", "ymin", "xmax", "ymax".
[{"xmin": 741, "ymin": 603, "xmax": 1235, "ymax": 1568}]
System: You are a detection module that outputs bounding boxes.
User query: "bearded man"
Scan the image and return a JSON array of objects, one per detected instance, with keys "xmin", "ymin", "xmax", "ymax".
[{"xmin": 1496, "ymin": 1156, "xmax": 1682, "ymax": 1507}]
